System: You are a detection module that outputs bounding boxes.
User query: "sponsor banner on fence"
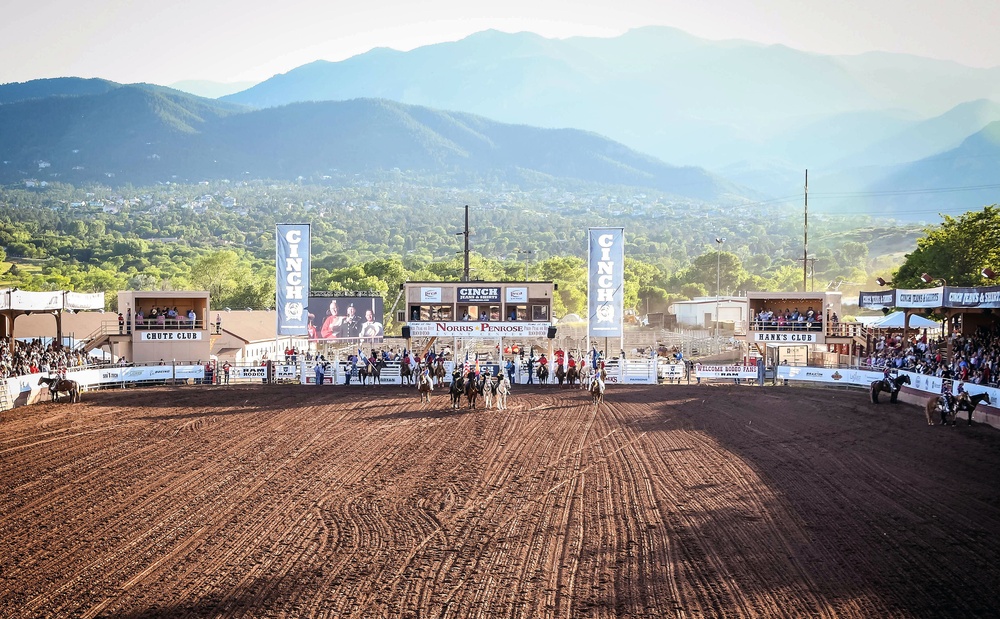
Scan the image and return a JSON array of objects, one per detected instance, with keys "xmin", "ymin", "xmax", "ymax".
[
  {"xmin": 407, "ymin": 321, "xmax": 551, "ymax": 338},
  {"xmin": 276, "ymin": 223, "xmax": 311, "ymax": 336},
  {"xmin": 776, "ymin": 366, "xmax": 884, "ymax": 386},
  {"xmin": 695, "ymin": 364, "xmax": 759, "ymax": 379},
  {"xmin": 234, "ymin": 366, "xmax": 269, "ymax": 380},
  {"xmin": 139, "ymin": 331, "xmax": 204, "ymax": 341},
  {"xmin": 274, "ymin": 365, "xmax": 298, "ymax": 381},
  {"xmin": 658, "ymin": 363, "xmax": 685, "ymax": 379},
  {"xmin": 588, "ymin": 227, "xmax": 625, "ymax": 337}
]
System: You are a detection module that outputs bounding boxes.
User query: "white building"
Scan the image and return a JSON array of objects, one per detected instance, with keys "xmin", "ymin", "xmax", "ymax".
[{"xmin": 669, "ymin": 296, "xmax": 748, "ymax": 331}]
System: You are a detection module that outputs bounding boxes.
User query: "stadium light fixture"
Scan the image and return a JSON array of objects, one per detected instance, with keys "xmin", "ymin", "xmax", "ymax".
[
  {"xmin": 983, "ymin": 267, "xmax": 997, "ymax": 279},
  {"xmin": 920, "ymin": 273, "xmax": 947, "ymax": 286},
  {"xmin": 875, "ymin": 277, "xmax": 891, "ymax": 287}
]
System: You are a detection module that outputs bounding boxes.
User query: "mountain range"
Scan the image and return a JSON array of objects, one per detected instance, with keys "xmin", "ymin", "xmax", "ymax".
[
  {"xmin": 220, "ymin": 27, "xmax": 1000, "ymax": 217},
  {"xmin": 3, "ymin": 27, "xmax": 1000, "ymax": 218},
  {"xmin": 0, "ymin": 82, "xmax": 739, "ymax": 200}
]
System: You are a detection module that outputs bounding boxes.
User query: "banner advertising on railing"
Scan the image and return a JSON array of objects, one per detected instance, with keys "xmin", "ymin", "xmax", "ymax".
[
  {"xmin": 407, "ymin": 321, "xmax": 550, "ymax": 338},
  {"xmin": 64, "ymin": 291, "xmax": 106, "ymax": 310},
  {"xmin": 588, "ymin": 227, "xmax": 624, "ymax": 338},
  {"xmin": 895, "ymin": 287, "xmax": 944, "ymax": 309},
  {"xmin": 11, "ymin": 290, "xmax": 63, "ymax": 311},
  {"xmin": 695, "ymin": 364, "xmax": 759, "ymax": 380},
  {"xmin": 858, "ymin": 290, "xmax": 896, "ymax": 309},
  {"xmin": 945, "ymin": 286, "xmax": 1000, "ymax": 309},
  {"xmin": 276, "ymin": 223, "xmax": 311, "ymax": 336}
]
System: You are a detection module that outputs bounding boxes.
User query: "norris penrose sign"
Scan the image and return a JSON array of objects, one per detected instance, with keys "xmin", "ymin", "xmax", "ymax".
[{"xmin": 407, "ymin": 321, "xmax": 551, "ymax": 338}]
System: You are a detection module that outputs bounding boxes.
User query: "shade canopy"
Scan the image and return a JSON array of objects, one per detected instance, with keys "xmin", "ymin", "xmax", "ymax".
[{"xmin": 870, "ymin": 311, "xmax": 941, "ymax": 329}]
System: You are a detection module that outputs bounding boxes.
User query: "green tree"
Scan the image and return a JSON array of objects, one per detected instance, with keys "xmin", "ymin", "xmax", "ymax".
[{"xmin": 895, "ymin": 206, "xmax": 1000, "ymax": 288}]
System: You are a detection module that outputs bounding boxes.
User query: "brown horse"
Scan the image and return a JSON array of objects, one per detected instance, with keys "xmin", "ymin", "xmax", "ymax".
[
  {"xmin": 953, "ymin": 391, "xmax": 992, "ymax": 425},
  {"xmin": 870, "ymin": 374, "xmax": 910, "ymax": 404},
  {"xmin": 590, "ymin": 377, "xmax": 605, "ymax": 407},
  {"xmin": 38, "ymin": 375, "xmax": 81, "ymax": 403},
  {"xmin": 465, "ymin": 372, "xmax": 480, "ymax": 409},
  {"xmin": 536, "ymin": 364, "xmax": 549, "ymax": 386},
  {"xmin": 924, "ymin": 395, "xmax": 950, "ymax": 426},
  {"xmin": 566, "ymin": 365, "xmax": 579, "ymax": 387},
  {"xmin": 434, "ymin": 360, "xmax": 447, "ymax": 387},
  {"xmin": 399, "ymin": 359, "xmax": 414, "ymax": 385},
  {"xmin": 555, "ymin": 364, "xmax": 566, "ymax": 386}
]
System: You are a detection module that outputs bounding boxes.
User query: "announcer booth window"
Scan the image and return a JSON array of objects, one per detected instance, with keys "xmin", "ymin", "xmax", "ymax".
[
  {"xmin": 531, "ymin": 304, "xmax": 549, "ymax": 321},
  {"xmin": 426, "ymin": 305, "xmax": 453, "ymax": 321},
  {"xmin": 410, "ymin": 306, "xmax": 422, "ymax": 321},
  {"xmin": 507, "ymin": 305, "xmax": 528, "ymax": 321},
  {"xmin": 481, "ymin": 305, "xmax": 500, "ymax": 321}
]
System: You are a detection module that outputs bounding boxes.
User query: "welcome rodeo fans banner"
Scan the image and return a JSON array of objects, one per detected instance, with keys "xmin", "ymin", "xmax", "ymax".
[{"xmin": 276, "ymin": 224, "xmax": 311, "ymax": 336}]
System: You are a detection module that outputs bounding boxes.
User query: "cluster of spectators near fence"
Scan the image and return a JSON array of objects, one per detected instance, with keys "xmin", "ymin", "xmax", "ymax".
[
  {"xmin": 0, "ymin": 339, "xmax": 105, "ymax": 379},
  {"xmin": 752, "ymin": 307, "xmax": 836, "ymax": 332},
  {"xmin": 862, "ymin": 324, "xmax": 1000, "ymax": 387}
]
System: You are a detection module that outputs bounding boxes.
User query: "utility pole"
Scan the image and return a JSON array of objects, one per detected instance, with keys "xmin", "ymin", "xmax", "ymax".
[
  {"xmin": 458, "ymin": 204, "xmax": 471, "ymax": 282},
  {"xmin": 803, "ymin": 169, "xmax": 808, "ymax": 293}
]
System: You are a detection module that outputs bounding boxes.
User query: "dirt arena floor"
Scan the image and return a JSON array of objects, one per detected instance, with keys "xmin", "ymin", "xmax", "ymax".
[{"xmin": 2, "ymin": 382, "xmax": 999, "ymax": 618}]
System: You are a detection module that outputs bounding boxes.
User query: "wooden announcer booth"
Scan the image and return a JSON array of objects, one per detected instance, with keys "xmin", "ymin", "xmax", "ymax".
[{"xmin": 401, "ymin": 281, "xmax": 556, "ymax": 356}]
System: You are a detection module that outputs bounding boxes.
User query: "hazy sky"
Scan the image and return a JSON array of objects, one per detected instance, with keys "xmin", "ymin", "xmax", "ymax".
[{"xmin": 2, "ymin": 0, "xmax": 997, "ymax": 86}]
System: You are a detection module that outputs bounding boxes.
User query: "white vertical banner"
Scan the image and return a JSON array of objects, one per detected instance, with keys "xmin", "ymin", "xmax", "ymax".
[
  {"xmin": 588, "ymin": 227, "xmax": 625, "ymax": 338},
  {"xmin": 276, "ymin": 224, "xmax": 310, "ymax": 336}
]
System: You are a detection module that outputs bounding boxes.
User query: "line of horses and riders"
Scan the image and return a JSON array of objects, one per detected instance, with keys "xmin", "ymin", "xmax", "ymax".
[{"xmin": 870, "ymin": 369, "xmax": 991, "ymax": 426}]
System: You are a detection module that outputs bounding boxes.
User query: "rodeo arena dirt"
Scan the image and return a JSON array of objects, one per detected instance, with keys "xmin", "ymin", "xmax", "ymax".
[{"xmin": 3, "ymin": 374, "xmax": 1000, "ymax": 618}]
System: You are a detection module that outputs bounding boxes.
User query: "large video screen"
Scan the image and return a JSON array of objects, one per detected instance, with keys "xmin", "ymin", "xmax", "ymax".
[{"xmin": 307, "ymin": 296, "xmax": 384, "ymax": 341}]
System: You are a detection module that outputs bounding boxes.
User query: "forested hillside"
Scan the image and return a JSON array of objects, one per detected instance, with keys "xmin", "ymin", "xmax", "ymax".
[{"xmin": 0, "ymin": 179, "xmax": 923, "ymax": 329}]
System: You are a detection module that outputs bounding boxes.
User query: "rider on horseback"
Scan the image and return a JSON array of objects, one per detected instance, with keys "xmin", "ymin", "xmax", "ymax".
[{"xmin": 882, "ymin": 366, "xmax": 899, "ymax": 393}]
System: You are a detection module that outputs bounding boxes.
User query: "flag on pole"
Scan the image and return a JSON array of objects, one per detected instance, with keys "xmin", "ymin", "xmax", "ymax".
[{"xmin": 475, "ymin": 359, "xmax": 481, "ymax": 376}]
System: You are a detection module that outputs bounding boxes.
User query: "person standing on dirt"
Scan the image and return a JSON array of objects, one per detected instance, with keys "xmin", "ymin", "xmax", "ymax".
[
  {"xmin": 222, "ymin": 361, "xmax": 231, "ymax": 385},
  {"xmin": 315, "ymin": 361, "xmax": 325, "ymax": 386}
]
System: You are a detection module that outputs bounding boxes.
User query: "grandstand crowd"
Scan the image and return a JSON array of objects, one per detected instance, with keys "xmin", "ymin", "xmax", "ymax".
[
  {"xmin": 862, "ymin": 323, "xmax": 1000, "ymax": 387},
  {"xmin": 0, "ymin": 339, "xmax": 105, "ymax": 379}
]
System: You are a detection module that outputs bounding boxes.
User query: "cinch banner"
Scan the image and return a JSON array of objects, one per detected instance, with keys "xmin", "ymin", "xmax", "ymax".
[
  {"xmin": 588, "ymin": 227, "xmax": 624, "ymax": 337},
  {"xmin": 276, "ymin": 224, "xmax": 311, "ymax": 335}
]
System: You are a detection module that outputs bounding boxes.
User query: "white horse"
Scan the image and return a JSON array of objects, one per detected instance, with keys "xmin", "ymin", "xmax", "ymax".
[
  {"xmin": 495, "ymin": 375, "xmax": 511, "ymax": 410},
  {"xmin": 578, "ymin": 364, "xmax": 592, "ymax": 390},
  {"xmin": 482, "ymin": 372, "xmax": 495, "ymax": 409},
  {"xmin": 417, "ymin": 371, "xmax": 433, "ymax": 403}
]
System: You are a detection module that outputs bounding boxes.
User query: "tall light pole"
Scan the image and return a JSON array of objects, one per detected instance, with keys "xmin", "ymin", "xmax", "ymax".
[
  {"xmin": 516, "ymin": 249, "xmax": 534, "ymax": 281},
  {"xmin": 715, "ymin": 237, "xmax": 725, "ymax": 340}
]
